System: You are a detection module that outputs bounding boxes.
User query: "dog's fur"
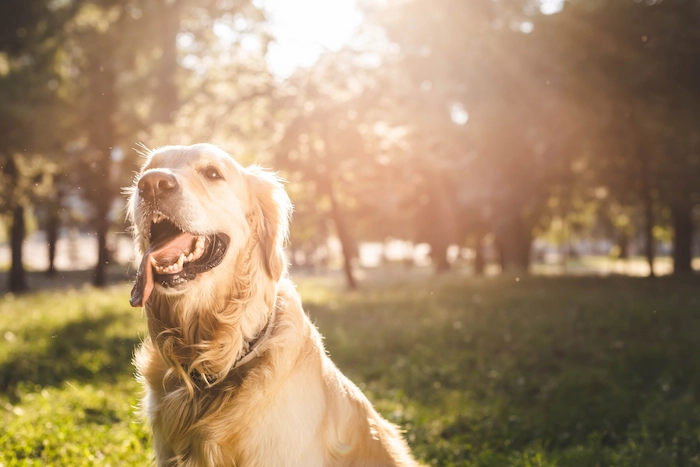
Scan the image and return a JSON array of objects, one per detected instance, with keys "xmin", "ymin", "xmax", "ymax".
[{"xmin": 127, "ymin": 144, "xmax": 422, "ymax": 467}]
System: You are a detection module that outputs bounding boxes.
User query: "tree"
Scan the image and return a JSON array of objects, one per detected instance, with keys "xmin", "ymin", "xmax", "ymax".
[
  {"xmin": 554, "ymin": 0, "xmax": 700, "ymax": 275},
  {"xmin": 0, "ymin": 0, "xmax": 74, "ymax": 291},
  {"xmin": 367, "ymin": 0, "xmax": 589, "ymax": 272},
  {"xmin": 274, "ymin": 50, "xmax": 400, "ymax": 288},
  {"xmin": 60, "ymin": 0, "xmax": 266, "ymax": 285}
]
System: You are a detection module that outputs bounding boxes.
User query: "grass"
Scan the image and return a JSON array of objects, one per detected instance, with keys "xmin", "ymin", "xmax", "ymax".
[{"xmin": 1, "ymin": 274, "xmax": 699, "ymax": 466}]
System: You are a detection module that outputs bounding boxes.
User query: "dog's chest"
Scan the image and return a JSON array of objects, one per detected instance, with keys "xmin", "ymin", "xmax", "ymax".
[
  {"xmin": 239, "ymin": 373, "xmax": 327, "ymax": 465},
  {"xmin": 153, "ymin": 369, "xmax": 327, "ymax": 467},
  {"xmin": 152, "ymin": 387, "xmax": 239, "ymax": 466}
]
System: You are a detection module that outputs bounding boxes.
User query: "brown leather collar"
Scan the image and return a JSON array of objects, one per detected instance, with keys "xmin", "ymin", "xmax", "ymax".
[{"xmin": 184, "ymin": 302, "xmax": 278, "ymax": 388}]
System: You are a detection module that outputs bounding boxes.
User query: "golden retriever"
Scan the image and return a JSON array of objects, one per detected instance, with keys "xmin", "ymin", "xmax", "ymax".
[{"xmin": 126, "ymin": 143, "xmax": 423, "ymax": 467}]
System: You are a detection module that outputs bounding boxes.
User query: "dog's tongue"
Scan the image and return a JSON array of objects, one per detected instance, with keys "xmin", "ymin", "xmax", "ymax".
[{"xmin": 130, "ymin": 233, "xmax": 197, "ymax": 307}]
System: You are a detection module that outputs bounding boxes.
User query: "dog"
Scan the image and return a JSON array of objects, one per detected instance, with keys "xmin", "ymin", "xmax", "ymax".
[{"xmin": 126, "ymin": 143, "xmax": 423, "ymax": 467}]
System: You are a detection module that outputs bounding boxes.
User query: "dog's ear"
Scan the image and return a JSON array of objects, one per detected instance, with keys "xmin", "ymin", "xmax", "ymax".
[{"xmin": 246, "ymin": 166, "xmax": 292, "ymax": 281}]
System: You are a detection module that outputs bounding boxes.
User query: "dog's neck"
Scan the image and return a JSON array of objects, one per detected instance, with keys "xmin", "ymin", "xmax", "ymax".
[
  {"xmin": 183, "ymin": 301, "xmax": 278, "ymax": 387},
  {"xmin": 144, "ymin": 244, "xmax": 279, "ymax": 390}
]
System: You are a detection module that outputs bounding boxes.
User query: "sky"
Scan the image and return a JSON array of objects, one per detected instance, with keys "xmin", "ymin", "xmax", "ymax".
[
  {"xmin": 255, "ymin": 0, "xmax": 565, "ymax": 79},
  {"xmin": 255, "ymin": 0, "xmax": 363, "ymax": 79}
]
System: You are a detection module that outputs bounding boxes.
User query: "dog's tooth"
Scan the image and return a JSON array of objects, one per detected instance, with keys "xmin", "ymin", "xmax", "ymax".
[
  {"xmin": 186, "ymin": 253, "xmax": 194, "ymax": 262},
  {"xmin": 194, "ymin": 242, "xmax": 205, "ymax": 260},
  {"xmin": 150, "ymin": 257, "xmax": 158, "ymax": 267},
  {"xmin": 177, "ymin": 253, "xmax": 185, "ymax": 269}
]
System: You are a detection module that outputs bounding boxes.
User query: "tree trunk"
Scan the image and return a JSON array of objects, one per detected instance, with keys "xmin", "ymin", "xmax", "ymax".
[
  {"xmin": 494, "ymin": 237, "xmax": 506, "ymax": 272},
  {"xmin": 88, "ymin": 58, "xmax": 116, "ymax": 287},
  {"xmin": 474, "ymin": 234, "xmax": 485, "ymax": 276},
  {"xmin": 617, "ymin": 230, "xmax": 629, "ymax": 260},
  {"xmin": 153, "ymin": 1, "xmax": 182, "ymax": 123},
  {"xmin": 425, "ymin": 170, "xmax": 457, "ymax": 274},
  {"xmin": 430, "ymin": 243, "xmax": 450, "ymax": 274},
  {"xmin": 46, "ymin": 207, "xmax": 59, "ymax": 276},
  {"xmin": 324, "ymin": 177, "xmax": 358, "ymax": 290},
  {"xmin": 639, "ymin": 151, "xmax": 655, "ymax": 278},
  {"xmin": 9, "ymin": 205, "xmax": 28, "ymax": 293},
  {"xmin": 93, "ymin": 213, "xmax": 110, "ymax": 287},
  {"xmin": 671, "ymin": 202, "xmax": 693, "ymax": 275},
  {"xmin": 498, "ymin": 214, "xmax": 532, "ymax": 273}
]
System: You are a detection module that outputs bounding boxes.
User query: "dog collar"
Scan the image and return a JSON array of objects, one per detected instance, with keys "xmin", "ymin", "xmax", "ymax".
[
  {"xmin": 232, "ymin": 301, "xmax": 278, "ymax": 370},
  {"xmin": 185, "ymin": 302, "xmax": 278, "ymax": 387}
]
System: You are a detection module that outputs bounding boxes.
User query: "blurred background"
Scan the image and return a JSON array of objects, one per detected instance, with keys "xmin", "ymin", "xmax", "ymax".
[
  {"xmin": 0, "ymin": 0, "xmax": 699, "ymax": 290},
  {"xmin": 2, "ymin": 2, "xmax": 700, "ymax": 465}
]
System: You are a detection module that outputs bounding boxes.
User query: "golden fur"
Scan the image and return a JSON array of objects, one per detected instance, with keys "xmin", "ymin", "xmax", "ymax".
[{"xmin": 127, "ymin": 144, "xmax": 423, "ymax": 467}]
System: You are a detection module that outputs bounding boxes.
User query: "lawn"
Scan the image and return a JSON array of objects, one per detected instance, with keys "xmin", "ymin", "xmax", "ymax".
[{"xmin": 1, "ymin": 274, "xmax": 699, "ymax": 466}]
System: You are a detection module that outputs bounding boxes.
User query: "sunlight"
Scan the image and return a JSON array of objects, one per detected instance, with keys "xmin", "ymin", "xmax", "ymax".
[
  {"xmin": 540, "ymin": 0, "xmax": 564, "ymax": 15},
  {"xmin": 256, "ymin": 0, "xmax": 363, "ymax": 78},
  {"xmin": 450, "ymin": 102, "xmax": 469, "ymax": 125}
]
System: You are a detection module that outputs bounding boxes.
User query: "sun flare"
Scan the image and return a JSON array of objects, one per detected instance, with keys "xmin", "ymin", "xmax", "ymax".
[{"xmin": 257, "ymin": 0, "xmax": 363, "ymax": 78}]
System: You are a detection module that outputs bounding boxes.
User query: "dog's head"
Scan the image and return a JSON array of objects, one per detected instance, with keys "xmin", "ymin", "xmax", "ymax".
[{"xmin": 126, "ymin": 143, "xmax": 291, "ymax": 308}]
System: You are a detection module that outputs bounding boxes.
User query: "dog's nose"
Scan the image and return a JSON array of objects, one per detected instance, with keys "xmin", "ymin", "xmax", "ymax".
[{"xmin": 138, "ymin": 170, "xmax": 179, "ymax": 202}]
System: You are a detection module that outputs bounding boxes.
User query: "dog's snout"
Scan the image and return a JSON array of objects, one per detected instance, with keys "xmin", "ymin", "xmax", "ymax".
[{"xmin": 138, "ymin": 170, "xmax": 179, "ymax": 202}]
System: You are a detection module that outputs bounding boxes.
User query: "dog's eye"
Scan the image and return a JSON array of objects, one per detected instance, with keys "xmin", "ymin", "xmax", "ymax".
[{"xmin": 202, "ymin": 167, "xmax": 223, "ymax": 181}]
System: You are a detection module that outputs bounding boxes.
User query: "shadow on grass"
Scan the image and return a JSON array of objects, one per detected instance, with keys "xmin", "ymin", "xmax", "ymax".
[
  {"xmin": 0, "ymin": 312, "xmax": 140, "ymax": 399},
  {"xmin": 303, "ymin": 275, "xmax": 700, "ymax": 465},
  {"xmin": 0, "ymin": 266, "xmax": 133, "ymax": 294}
]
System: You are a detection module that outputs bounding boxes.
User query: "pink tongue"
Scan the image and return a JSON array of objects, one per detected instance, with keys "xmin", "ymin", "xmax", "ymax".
[{"xmin": 129, "ymin": 233, "xmax": 198, "ymax": 307}]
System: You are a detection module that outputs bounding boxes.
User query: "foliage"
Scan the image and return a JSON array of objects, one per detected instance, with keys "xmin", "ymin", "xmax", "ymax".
[
  {"xmin": 0, "ymin": 0, "xmax": 73, "ymax": 212},
  {"xmin": 2, "ymin": 276, "xmax": 700, "ymax": 465},
  {"xmin": 2, "ymin": 0, "xmax": 699, "ymax": 292}
]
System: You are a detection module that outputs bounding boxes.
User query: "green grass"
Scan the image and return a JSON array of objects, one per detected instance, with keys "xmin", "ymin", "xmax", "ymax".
[{"xmin": 1, "ymin": 275, "xmax": 699, "ymax": 466}]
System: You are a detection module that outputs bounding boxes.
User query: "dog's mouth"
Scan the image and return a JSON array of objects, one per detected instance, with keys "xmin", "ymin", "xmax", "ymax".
[{"xmin": 130, "ymin": 214, "xmax": 230, "ymax": 307}]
